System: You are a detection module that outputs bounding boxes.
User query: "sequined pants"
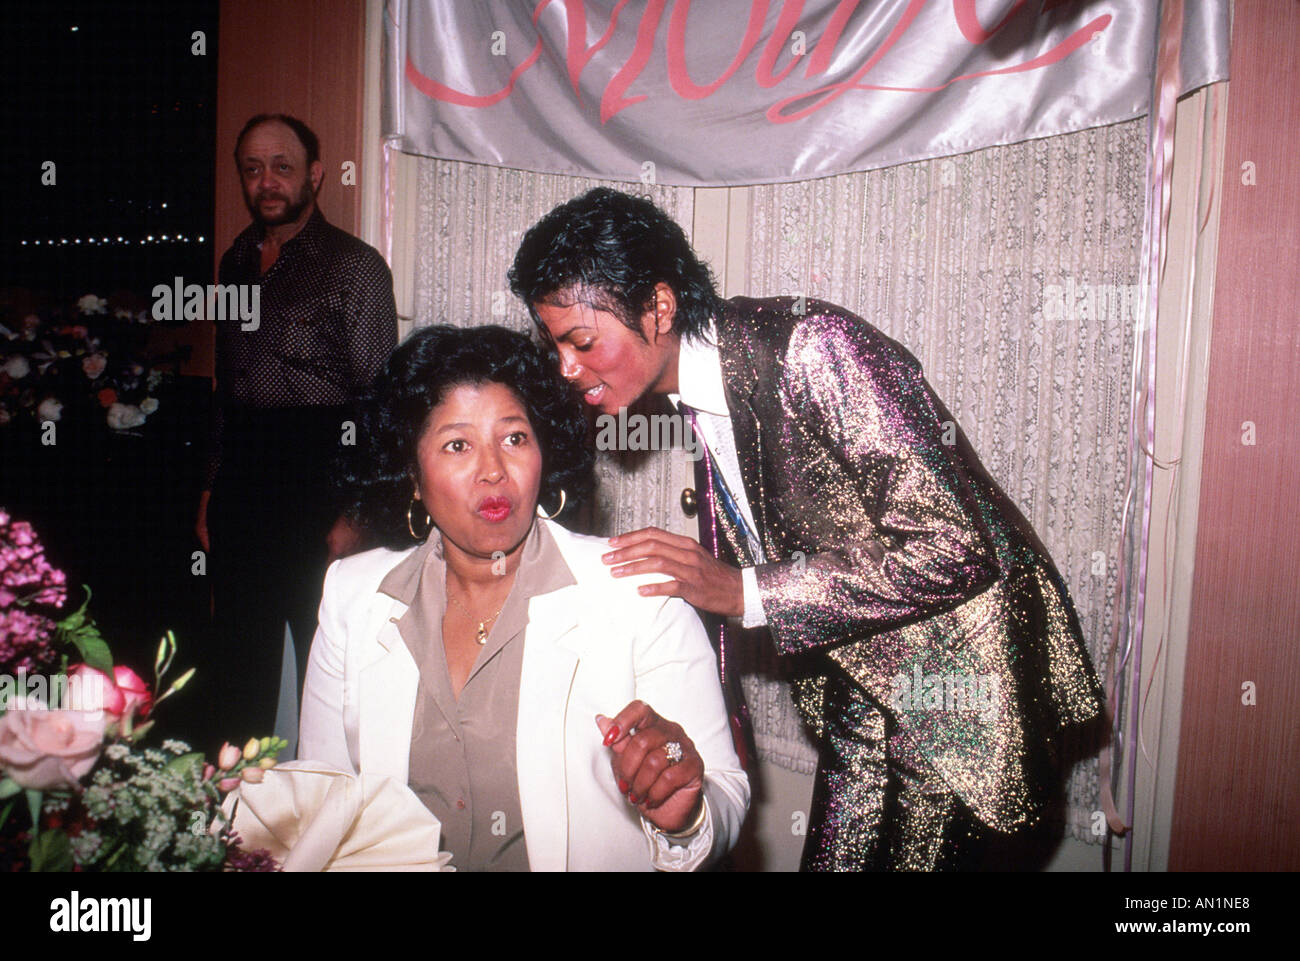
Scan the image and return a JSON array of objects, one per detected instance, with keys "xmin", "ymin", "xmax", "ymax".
[{"xmin": 801, "ymin": 670, "xmax": 991, "ymax": 871}]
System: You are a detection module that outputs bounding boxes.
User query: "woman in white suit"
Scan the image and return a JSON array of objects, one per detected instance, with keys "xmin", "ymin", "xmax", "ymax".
[{"xmin": 298, "ymin": 324, "xmax": 748, "ymax": 871}]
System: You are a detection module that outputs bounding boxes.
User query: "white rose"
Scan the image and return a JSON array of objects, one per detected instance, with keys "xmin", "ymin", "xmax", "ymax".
[
  {"xmin": 77, "ymin": 294, "xmax": 108, "ymax": 315},
  {"xmin": 106, "ymin": 403, "xmax": 146, "ymax": 430},
  {"xmin": 82, "ymin": 353, "xmax": 108, "ymax": 380},
  {"xmin": 139, "ymin": 397, "xmax": 159, "ymax": 415},
  {"xmin": 2, "ymin": 356, "xmax": 30, "ymax": 379},
  {"xmin": 37, "ymin": 397, "xmax": 62, "ymax": 422}
]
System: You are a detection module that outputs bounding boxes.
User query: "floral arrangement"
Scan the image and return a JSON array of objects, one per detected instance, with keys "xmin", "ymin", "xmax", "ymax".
[
  {"xmin": 0, "ymin": 509, "xmax": 283, "ymax": 871},
  {"xmin": 0, "ymin": 293, "xmax": 187, "ymax": 433}
]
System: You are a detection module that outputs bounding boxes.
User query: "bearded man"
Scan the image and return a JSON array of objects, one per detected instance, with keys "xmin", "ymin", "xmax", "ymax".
[{"xmin": 193, "ymin": 114, "xmax": 396, "ymax": 751}]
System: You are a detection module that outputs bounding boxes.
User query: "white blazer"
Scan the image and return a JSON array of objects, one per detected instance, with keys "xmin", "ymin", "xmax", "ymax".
[{"xmin": 298, "ymin": 519, "xmax": 750, "ymax": 871}]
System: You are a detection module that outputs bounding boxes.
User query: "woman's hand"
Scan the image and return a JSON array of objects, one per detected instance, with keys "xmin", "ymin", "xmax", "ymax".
[{"xmin": 596, "ymin": 701, "xmax": 705, "ymax": 835}]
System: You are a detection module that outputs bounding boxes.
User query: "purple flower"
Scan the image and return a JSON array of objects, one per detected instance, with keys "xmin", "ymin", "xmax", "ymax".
[
  {"xmin": 224, "ymin": 845, "xmax": 283, "ymax": 872},
  {"xmin": 0, "ymin": 511, "xmax": 67, "ymax": 609},
  {"xmin": 0, "ymin": 512, "xmax": 67, "ymax": 676},
  {"xmin": 0, "ymin": 608, "xmax": 59, "ymax": 676},
  {"xmin": 222, "ymin": 831, "xmax": 283, "ymax": 872}
]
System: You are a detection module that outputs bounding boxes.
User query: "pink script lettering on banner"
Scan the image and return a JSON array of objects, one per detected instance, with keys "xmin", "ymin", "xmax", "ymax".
[
  {"xmin": 383, "ymin": 0, "xmax": 1230, "ymax": 186},
  {"xmin": 404, "ymin": 0, "xmax": 1109, "ymax": 123}
]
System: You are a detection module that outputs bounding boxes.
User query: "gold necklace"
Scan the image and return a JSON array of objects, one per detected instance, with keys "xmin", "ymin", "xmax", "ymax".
[{"xmin": 446, "ymin": 586, "xmax": 505, "ymax": 645}]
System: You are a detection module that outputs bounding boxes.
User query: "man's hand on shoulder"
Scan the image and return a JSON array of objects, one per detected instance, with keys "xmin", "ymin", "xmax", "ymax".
[{"xmin": 602, "ymin": 527, "xmax": 744, "ymax": 617}]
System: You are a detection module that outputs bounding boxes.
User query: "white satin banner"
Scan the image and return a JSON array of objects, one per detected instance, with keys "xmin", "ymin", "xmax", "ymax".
[{"xmin": 382, "ymin": 0, "xmax": 1230, "ymax": 186}]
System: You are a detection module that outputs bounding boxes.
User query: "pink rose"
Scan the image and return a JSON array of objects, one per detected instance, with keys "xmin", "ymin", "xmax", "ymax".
[
  {"xmin": 112, "ymin": 666, "xmax": 153, "ymax": 719},
  {"xmin": 67, "ymin": 665, "xmax": 125, "ymax": 716},
  {"xmin": 0, "ymin": 708, "xmax": 103, "ymax": 790}
]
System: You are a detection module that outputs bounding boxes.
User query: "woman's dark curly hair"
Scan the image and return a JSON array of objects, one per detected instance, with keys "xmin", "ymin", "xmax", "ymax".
[
  {"xmin": 337, "ymin": 324, "xmax": 594, "ymax": 549},
  {"xmin": 508, "ymin": 187, "xmax": 724, "ymax": 343}
]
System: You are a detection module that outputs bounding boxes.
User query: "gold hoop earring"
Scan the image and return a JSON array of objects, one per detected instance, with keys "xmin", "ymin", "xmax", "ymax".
[
  {"xmin": 536, "ymin": 489, "xmax": 567, "ymax": 520},
  {"xmin": 407, "ymin": 497, "xmax": 433, "ymax": 540}
]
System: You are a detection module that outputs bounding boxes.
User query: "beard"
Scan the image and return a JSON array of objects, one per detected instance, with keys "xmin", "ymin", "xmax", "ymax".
[{"xmin": 244, "ymin": 179, "xmax": 316, "ymax": 227}]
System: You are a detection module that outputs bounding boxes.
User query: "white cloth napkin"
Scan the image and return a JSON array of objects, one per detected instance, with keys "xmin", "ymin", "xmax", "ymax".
[{"xmin": 220, "ymin": 760, "xmax": 454, "ymax": 872}]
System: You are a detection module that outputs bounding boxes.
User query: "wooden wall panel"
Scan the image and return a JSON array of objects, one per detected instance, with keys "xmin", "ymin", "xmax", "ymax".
[
  {"xmin": 1169, "ymin": 0, "xmax": 1300, "ymax": 871},
  {"xmin": 196, "ymin": 0, "xmax": 366, "ymax": 376}
]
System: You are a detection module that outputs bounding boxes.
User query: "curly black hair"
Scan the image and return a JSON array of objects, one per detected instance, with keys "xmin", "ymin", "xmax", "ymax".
[
  {"xmin": 336, "ymin": 324, "xmax": 594, "ymax": 549},
  {"xmin": 507, "ymin": 187, "xmax": 724, "ymax": 343}
]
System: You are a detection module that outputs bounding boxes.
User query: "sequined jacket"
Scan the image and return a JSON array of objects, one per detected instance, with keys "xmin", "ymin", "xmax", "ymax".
[{"xmin": 711, "ymin": 296, "xmax": 1104, "ymax": 832}]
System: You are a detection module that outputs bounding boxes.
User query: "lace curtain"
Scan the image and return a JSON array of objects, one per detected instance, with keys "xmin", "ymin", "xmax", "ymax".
[
  {"xmin": 743, "ymin": 119, "xmax": 1145, "ymax": 840},
  {"xmin": 407, "ymin": 118, "xmax": 1144, "ymax": 842}
]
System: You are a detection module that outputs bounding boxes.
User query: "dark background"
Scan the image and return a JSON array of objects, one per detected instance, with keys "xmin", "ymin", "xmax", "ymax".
[{"xmin": 0, "ymin": 1, "xmax": 220, "ymax": 725}]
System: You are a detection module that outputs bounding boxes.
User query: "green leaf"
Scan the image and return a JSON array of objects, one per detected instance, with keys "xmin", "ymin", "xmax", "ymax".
[
  {"xmin": 29, "ymin": 828, "xmax": 74, "ymax": 872},
  {"xmin": 165, "ymin": 751, "xmax": 205, "ymax": 778},
  {"xmin": 0, "ymin": 796, "xmax": 15, "ymax": 833},
  {"xmin": 0, "ymin": 777, "xmax": 20, "ymax": 801},
  {"xmin": 68, "ymin": 630, "xmax": 113, "ymax": 674},
  {"xmin": 53, "ymin": 586, "xmax": 114, "ymax": 672},
  {"xmin": 55, "ymin": 585, "xmax": 93, "ymax": 632},
  {"xmin": 25, "ymin": 788, "xmax": 42, "ymax": 828}
]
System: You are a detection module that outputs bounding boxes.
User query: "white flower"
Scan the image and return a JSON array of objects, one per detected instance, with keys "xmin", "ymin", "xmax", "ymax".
[
  {"xmin": 78, "ymin": 294, "xmax": 108, "ymax": 315},
  {"xmin": 114, "ymin": 308, "xmax": 134, "ymax": 320},
  {"xmin": 37, "ymin": 397, "xmax": 62, "ymax": 422},
  {"xmin": 0, "ymin": 407, "xmax": 10, "ymax": 426},
  {"xmin": 136, "ymin": 310, "xmax": 150, "ymax": 324},
  {"xmin": 139, "ymin": 397, "xmax": 159, "ymax": 415},
  {"xmin": 106, "ymin": 402, "xmax": 146, "ymax": 430},
  {"xmin": 82, "ymin": 353, "xmax": 108, "ymax": 379},
  {"xmin": 2, "ymin": 355, "xmax": 30, "ymax": 379}
]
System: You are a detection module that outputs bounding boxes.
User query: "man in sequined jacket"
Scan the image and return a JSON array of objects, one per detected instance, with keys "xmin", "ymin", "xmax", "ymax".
[{"xmin": 510, "ymin": 188, "xmax": 1105, "ymax": 871}]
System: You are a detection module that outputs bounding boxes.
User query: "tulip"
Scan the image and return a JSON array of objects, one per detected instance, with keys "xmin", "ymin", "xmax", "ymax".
[
  {"xmin": 242, "ymin": 738, "xmax": 259, "ymax": 761},
  {"xmin": 217, "ymin": 742, "xmax": 241, "ymax": 770},
  {"xmin": 202, "ymin": 763, "xmax": 216, "ymax": 781},
  {"xmin": 217, "ymin": 777, "xmax": 241, "ymax": 793},
  {"xmin": 240, "ymin": 766, "xmax": 264, "ymax": 784},
  {"xmin": 258, "ymin": 757, "xmax": 276, "ymax": 769}
]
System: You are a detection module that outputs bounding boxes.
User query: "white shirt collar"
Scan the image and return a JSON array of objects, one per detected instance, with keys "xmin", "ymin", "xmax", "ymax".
[{"xmin": 668, "ymin": 320, "xmax": 728, "ymax": 417}]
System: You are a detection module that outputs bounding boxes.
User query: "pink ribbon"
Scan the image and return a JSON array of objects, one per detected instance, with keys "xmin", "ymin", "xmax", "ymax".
[{"xmin": 1100, "ymin": 0, "xmax": 1184, "ymax": 869}]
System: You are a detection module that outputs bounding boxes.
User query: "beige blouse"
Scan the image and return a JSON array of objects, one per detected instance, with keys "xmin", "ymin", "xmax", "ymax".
[{"xmin": 376, "ymin": 519, "xmax": 576, "ymax": 871}]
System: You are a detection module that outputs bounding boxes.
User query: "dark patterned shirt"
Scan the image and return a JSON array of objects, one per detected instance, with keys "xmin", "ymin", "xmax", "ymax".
[{"xmin": 207, "ymin": 207, "xmax": 397, "ymax": 486}]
